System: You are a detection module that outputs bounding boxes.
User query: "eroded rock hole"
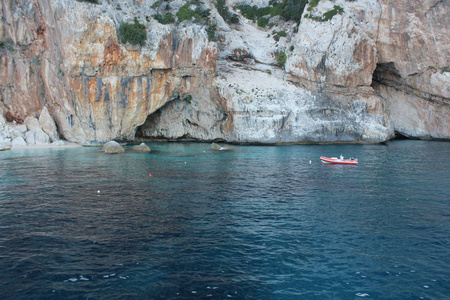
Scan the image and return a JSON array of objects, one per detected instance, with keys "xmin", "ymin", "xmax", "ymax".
[
  {"xmin": 371, "ymin": 62, "xmax": 401, "ymax": 88},
  {"xmin": 135, "ymin": 109, "xmax": 163, "ymax": 140}
]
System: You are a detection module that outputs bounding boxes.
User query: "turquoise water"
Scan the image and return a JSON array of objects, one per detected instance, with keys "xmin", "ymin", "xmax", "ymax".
[{"xmin": 0, "ymin": 141, "xmax": 449, "ymax": 299}]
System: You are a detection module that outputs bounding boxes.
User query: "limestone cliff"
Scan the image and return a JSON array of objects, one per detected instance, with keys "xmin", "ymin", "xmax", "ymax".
[
  {"xmin": 0, "ymin": 0, "xmax": 448, "ymax": 147},
  {"xmin": 373, "ymin": 0, "xmax": 449, "ymax": 139}
]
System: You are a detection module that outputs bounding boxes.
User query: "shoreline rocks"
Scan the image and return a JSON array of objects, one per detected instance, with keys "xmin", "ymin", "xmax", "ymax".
[
  {"xmin": 132, "ymin": 143, "xmax": 151, "ymax": 153},
  {"xmin": 0, "ymin": 107, "xmax": 62, "ymax": 150},
  {"xmin": 211, "ymin": 143, "xmax": 240, "ymax": 151},
  {"xmin": 100, "ymin": 141, "xmax": 125, "ymax": 154}
]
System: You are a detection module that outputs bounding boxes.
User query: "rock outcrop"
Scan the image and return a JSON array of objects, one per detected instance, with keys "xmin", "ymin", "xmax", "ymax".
[
  {"xmin": 132, "ymin": 143, "xmax": 151, "ymax": 153},
  {"xmin": 1, "ymin": 0, "xmax": 216, "ymax": 145},
  {"xmin": 101, "ymin": 141, "xmax": 125, "ymax": 154},
  {"xmin": 211, "ymin": 143, "xmax": 239, "ymax": 151},
  {"xmin": 0, "ymin": 107, "xmax": 61, "ymax": 149},
  {"xmin": 372, "ymin": 0, "xmax": 449, "ymax": 139},
  {"xmin": 0, "ymin": 0, "xmax": 448, "ymax": 145}
]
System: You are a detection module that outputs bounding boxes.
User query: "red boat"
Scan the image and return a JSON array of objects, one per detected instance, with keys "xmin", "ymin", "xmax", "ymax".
[{"xmin": 320, "ymin": 155, "xmax": 358, "ymax": 165}]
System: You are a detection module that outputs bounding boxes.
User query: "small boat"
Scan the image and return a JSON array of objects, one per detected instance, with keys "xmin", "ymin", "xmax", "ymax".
[{"xmin": 320, "ymin": 155, "xmax": 358, "ymax": 165}]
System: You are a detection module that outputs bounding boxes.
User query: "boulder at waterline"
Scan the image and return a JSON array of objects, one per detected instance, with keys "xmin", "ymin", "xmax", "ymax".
[
  {"xmin": 132, "ymin": 143, "xmax": 151, "ymax": 153},
  {"xmin": 211, "ymin": 143, "xmax": 239, "ymax": 151},
  {"xmin": 101, "ymin": 141, "xmax": 125, "ymax": 154},
  {"xmin": 12, "ymin": 136, "xmax": 27, "ymax": 147}
]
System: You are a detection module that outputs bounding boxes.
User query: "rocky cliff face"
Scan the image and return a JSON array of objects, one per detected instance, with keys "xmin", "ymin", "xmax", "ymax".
[
  {"xmin": 1, "ymin": 0, "xmax": 217, "ymax": 145},
  {"xmin": 0, "ymin": 0, "xmax": 448, "ymax": 147},
  {"xmin": 373, "ymin": 0, "xmax": 449, "ymax": 139}
]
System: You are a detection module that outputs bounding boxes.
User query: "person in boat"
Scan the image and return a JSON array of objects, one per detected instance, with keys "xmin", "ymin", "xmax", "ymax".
[{"xmin": 340, "ymin": 154, "xmax": 344, "ymax": 160}]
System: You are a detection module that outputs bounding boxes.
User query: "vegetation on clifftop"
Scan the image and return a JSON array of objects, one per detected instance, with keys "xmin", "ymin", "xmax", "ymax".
[
  {"xmin": 176, "ymin": 3, "xmax": 211, "ymax": 24},
  {"xmin": 118, "ymin": 18, "xmax": 147, "ymax": 46},
  {"xmin": 305, "ymin": 5, "xmax": 344, "ymax": 22},
  {"xmin": 152, "ymin": 1, "xmax": 217, "ymax": 40},
  {"xmin": 236, "ymin": 0, "xmax": 308, "ymax": 26}
]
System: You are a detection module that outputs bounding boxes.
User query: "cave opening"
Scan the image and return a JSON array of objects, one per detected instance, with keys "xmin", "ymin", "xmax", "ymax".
[
  {"xmin": 135, "ymin": 109, "xmax": 162, "ymax": 141},
  {"xmin": 371, "ymin": 62, "xmax": 401, "ymax": 89},
  {"xmin": 393, "ymin": 131, "xmax": 412, "ymax": 140}
]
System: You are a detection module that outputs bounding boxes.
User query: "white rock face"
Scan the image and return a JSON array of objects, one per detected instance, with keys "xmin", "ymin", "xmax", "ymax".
[
  {"xmin": 24, "ymin": 116, "xmax": 41, "ymax": 132},
  {"xmin": 139, "ymin": 0, "xmax": 395, "ymax": 143},
  {"xmin": 24, "ymin": 131, "xmax": 36, "ymax": 145},
  {"xmin": 24, "ymin": 116, "xmax": 51, "ymax": 144},
  {"xmin": 0, "ymin": 114, "xmax": 57, "ymax": 148},
  {"xmin": 0, "ymin": 133, "xmax": 12, "ymax": 148},
  {"xmin": 12, "ymin": 136, "xmax": 27, "ymax": 147},
  {"xmin": 226, "ymin": 68, "xmax": 392, "ymax": 143},
  {"xmin": 0, "ymin": 113, "xmax": 5, "ymax": 125},
  {"xmin": 288, "ymin": 0, "xmax": 382, "ymax": 87},
  {"xmin": 39, "ymin": 107, "xmax": 59, "ymax": 142},
  {"xmin": 143, "ymin": 62, "xmax": 393, "ymax": 143}
]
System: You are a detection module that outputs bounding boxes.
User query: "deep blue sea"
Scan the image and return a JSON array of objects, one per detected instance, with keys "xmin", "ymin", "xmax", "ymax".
[{"xmin": 0, "ymin": 141, "xmax": 449, "ymax": 299}]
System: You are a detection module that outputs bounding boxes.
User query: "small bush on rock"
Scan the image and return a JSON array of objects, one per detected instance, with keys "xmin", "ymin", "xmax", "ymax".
[
  {"xmin": 155, "ymin": 12, "xmax": 175, "ymax": 24},
  {"xmin": 206, "ymin": 24, "xmax": 218, "ymax": 42},
  {"xmin": 216, "ymin": 0, "xmax": 239, "ymax": 24},
  {"xmin": 237, "ymin": 0, "xmax": 308, "ymax": 26},
  {"xmin": 273, "ymin": 30, "xmax": 287, "ymax": 41},
  {"xmin": 0, "ymin": 38, "xmax": 14, "ymax": 51},
  {"xmin": 305, "ymin": 5, "xmax": 344, "ymax": 22},
  {"xmin": 176, "ymin": 4, "xmax": 211, "ymax": 24},
  {"xmin": 276, "ymin": 51, "xmax": 287, "ymax": 69},
  {"xmin": 118, "ymin": 18, "xmax": 147, "ymax": 46}
]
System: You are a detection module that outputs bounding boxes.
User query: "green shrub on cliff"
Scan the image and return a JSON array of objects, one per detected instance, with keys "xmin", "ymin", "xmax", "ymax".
[
  {"xmin": 273, "ymin": 30, "xmax": 287, "ymax": 41},
  {"xmin": 151, "ymin": 0, "xmax": 165, "ymax": 9},
  {"xmin": 305, "ymin": 5, "xmax": 344, "ymax": 22},
  {"xmin": 118, "ymin": 18, "xmax": 147, "ymax": 46},
  {"xmin": 236, "ymin": 4, "xmax": 272, "ymax": 21},
  {"xmin": 307, "ymin": 0, "xmax": 320, "ymax": 11},
  {"xmin": 280, "ymin": 0, "xmax": 308, "ymax": 23},
  {"xmin": 183, "ymin": 95, "xmax": 193, "ymax": 104},
  {"xmin": 276, "ymin": 51, "xmax": 287, "ymax": 68},
  {"xmin": 236, "ymin": 0, "xmax": 308, "ymax": 26},
  {"xmin": 206, "ymin": 24, "xmax": 218, "ymax": 42},
  {"xmin": 176, "ymin": 4, "xmax": 211, "ymax": 24},
  {"xmin": 257, "ymin": 17, "xmax": 270, "ymax": 28},
  {"xmin": 155, "ymin": 12, "xmax": 175, "ymax": 24},
  {"xmin": 323, "ymin": 5, "xmax": 344, "ymax": 20},
  {"xmin": 176, "ymin": 5, "xmax": 195, "ymax": 22},
  {"xmin": 0, "ymin": 38, "xmax": 14, "ymax": 51},
  {"xmin": 216, "ymin": 0, "xmax": 239, "ymax": 24}
]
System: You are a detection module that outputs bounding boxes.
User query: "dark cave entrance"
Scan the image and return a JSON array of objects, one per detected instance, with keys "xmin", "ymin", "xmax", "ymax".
[
  {"xmin": 393, "ymin": 131, "xmax": 413, "ymax": 140},
  {"xmin": 371, "ymin": 62, "xmax": 401, "ymax": 89},
  {"xmin": 134, "ymin": 109, "xmax": 163, "ymax": 141}
]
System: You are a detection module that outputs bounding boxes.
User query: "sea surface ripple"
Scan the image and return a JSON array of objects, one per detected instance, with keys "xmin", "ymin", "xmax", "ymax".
[{"xmin": 0, "ymin": 141, "xmax": 449, "ymax": 299}]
